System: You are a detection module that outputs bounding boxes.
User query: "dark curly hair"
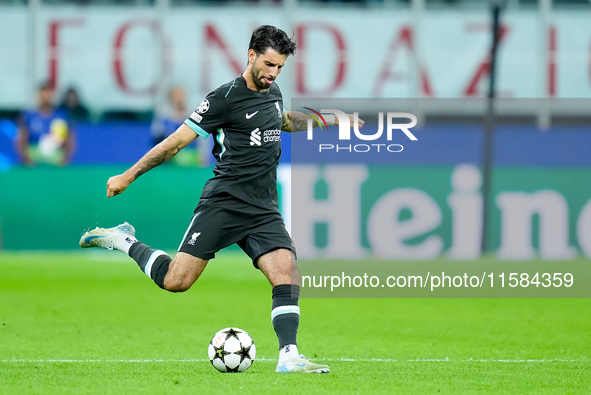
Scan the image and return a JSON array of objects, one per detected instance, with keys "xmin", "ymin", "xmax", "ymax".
[{"xmin": 248, "ymin": 25, "xmax": 297, "ymax": 57}]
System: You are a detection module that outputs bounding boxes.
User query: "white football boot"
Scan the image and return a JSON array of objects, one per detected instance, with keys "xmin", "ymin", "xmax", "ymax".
[
  {"xmin": 275, "ymin": 355, "xmax": 330, "ymax": 373},
  {"xmin": 79, "ymin": 222, "xmax": 136, "ymax": 251}
]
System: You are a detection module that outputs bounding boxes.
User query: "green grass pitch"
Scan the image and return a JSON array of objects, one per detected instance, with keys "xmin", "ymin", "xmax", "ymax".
[{"xmin": 1, "ymin": 251, "xmax": 589, "ymax": 394}]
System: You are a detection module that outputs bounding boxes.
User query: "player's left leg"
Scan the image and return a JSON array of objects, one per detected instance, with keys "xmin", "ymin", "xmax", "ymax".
[
  {"xmin": 79, "ymin": 222, "xmax": 209, "ymax": 292},
  {"xmin": 257, "ymin": 249, "xmax": 329, "ymax": 374}
]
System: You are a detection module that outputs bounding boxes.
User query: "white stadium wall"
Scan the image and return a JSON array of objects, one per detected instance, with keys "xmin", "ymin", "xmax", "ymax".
[{"xmin": 0, "ymin": 6, "xmax": 590, "ymax": 111}]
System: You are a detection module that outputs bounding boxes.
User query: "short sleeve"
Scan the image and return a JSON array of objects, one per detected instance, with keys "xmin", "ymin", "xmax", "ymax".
[{"xmin": 184, "ymin": 90, "xmax": 227, "ymax": 139}]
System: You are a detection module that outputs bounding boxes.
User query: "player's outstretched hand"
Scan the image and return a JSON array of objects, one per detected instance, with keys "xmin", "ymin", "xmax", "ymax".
[
  {"xmin": 107, "ymin": 174, "xmax": 131, "ymax": 197},
  {"xmin": 338, "ymin": 114, "xmax": 365, "ymax": 129}
]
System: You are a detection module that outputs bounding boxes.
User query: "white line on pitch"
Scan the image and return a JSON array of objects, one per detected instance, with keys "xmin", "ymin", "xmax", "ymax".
[{"xmin": 0, "ymin": 358, "xmax": 586, "ymax": 363}]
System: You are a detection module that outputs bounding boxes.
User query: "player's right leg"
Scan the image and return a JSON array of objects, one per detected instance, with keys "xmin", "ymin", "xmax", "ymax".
[
  {"xmin": 257, "ymin": 249, "xmax": 330, "ymax": 374},
  {"xmin": 79, "ymin": 222, "xmax": 208, "ymax": 292}
]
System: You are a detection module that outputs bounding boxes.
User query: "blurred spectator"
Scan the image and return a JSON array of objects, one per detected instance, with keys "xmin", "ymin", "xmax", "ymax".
[
  {"xmin": 0, "ymin": 118, "xmax": 18, "ymax": 170},
  {"xmin": 151, "ymin": 86, "xmax": 211, "ymax": 167},
  {"xmin": 15, "ymin": 82, "xmax": 75, "ymax": 166},
  {"xmin": 58, "ymin": 87, "xmax": 90, "ymax": 122}
]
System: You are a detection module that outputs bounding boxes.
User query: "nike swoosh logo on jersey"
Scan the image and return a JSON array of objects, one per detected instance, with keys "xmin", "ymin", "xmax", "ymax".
[{"xmin": 245, "ymin": 111, "xmax": 259, "ymax": 119}]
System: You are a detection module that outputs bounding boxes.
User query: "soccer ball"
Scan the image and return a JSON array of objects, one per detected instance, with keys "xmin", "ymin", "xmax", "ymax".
[{"xmin": 208, "ymin": 327, "xmax": 256, "ymax": 373}]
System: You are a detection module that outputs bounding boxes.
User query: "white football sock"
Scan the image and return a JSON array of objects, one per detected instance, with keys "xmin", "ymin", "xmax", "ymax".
[
  {"xmin": 113, "ymin": 233, "xmax": 137, "ymax": 254},
  {"xmin": 279, "ymin": 344, "xmax": 299, "ymax": 362}
]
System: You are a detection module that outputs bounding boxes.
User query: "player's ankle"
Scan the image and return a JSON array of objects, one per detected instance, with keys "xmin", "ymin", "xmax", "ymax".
[
  {"xmin": 113, "ymin": 233, "xmax": 137, "ymax": 254},
  {"xmin": 278, "ymin": 344, "xmax": 299, "ymax": 362}
]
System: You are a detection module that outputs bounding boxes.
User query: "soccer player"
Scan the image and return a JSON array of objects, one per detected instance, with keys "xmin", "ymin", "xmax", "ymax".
[{"xmin": 80, "ymin": 25, "xmax": 360, "ymax": 373}]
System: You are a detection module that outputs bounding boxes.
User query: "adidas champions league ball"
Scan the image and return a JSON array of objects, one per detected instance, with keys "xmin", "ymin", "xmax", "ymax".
[{"xmin": 208, "ymin": 327, "xmax": 256, "ymax": 373}]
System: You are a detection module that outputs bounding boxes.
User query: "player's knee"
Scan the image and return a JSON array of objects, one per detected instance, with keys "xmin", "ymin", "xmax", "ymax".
[{"xmin": 162, "ymin": 277, "xmax": 193, "ymax": 293}]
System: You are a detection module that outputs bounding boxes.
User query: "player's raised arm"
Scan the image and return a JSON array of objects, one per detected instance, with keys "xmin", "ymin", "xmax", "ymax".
[
  {"xmin": 106, "ymin": 124, "xmax": 197, "ymax": 197},
  {"xmin": 281, "ymin": 111, "xmax": 364, "ymax": 133}
]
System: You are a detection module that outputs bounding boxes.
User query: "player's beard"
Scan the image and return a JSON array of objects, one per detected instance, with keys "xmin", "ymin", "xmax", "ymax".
[{"xmin": 250, "ymin": 64, "xmax": 273, "ymax": 90}]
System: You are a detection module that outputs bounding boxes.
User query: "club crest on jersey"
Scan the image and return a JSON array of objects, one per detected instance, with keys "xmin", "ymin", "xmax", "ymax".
[
  {"xmin": 275, "ymin": 101, "xmax": 282, "ymax": 118},
  {"xmin": 188, "ymin": 232, "xmax": 201, "ymax": 246},
  {"xmin": 197, "ymin": 99, "xmax": 210, "ymax": 114}
]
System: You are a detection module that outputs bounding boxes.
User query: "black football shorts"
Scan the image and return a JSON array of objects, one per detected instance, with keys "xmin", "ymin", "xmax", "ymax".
[{"xmin": 178, "ymin": 195, "xmax": 295, "ymax": 267}]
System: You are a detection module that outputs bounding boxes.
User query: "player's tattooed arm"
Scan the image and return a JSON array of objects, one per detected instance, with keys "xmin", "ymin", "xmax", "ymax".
[
  {"xmin": 131, "ymin": 145, "xmax": 172, "ymax": 180},
  {"xmin": 106, "ymin": 124, "xmax": 197, "ymax": 197},
  {"xmin": 282, "ymin": 111, "xmax": 365, "ymax": 133},
  {"xmin": 282, "ymin": 111, "xmax": 314, "ymax": 133}
]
